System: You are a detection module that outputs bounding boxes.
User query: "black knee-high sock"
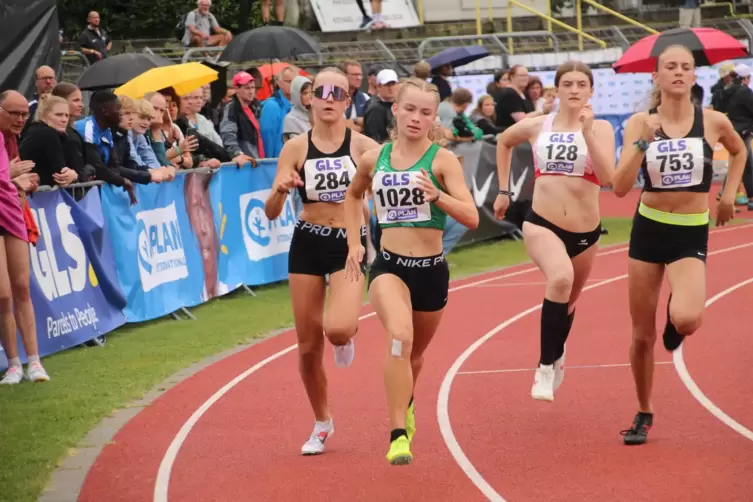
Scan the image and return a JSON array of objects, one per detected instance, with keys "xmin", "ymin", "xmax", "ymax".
[
  {"xmin": 554, "ymin": 309, "xmax": 575, "ymax": 361},
  {"xmin": 540, "ymin": 299, "xmax": 570, "ymax": 366},
  {"xmin": 354, "ymin": 0, "xmax": 368, "ymax": 16},
  {"xmin": 663, "ymin": 294, "xmax": 685, "ymax": 351}
]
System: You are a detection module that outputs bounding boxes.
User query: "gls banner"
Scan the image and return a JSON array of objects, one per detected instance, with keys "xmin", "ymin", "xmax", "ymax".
[
  {"xmin": 101, "ymin": 177, "xmax": 206, "ymax": 322},
  {"xmin": 209, "ymin": 161, "xmax": 297, "ymax": 287},
  {"xmin": 0, "ymin": 189, "xmax": 126, "ymax": 370}
]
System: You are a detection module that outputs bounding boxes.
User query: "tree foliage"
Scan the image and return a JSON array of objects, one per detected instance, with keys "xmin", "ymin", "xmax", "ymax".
[{"xmin": 58, "ymin": 0, "xmax": 262, "ymax": 40}]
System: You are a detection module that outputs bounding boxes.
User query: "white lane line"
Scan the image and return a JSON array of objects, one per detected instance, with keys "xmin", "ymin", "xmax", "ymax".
[
  {"xmin": 436, "ymin": 239, "xmax": 753, "ymax": 502},
  {"xmin": 673, "ymin": 277, "xmax": 753, "ymax": 442},
  {"xmin": 457, "ymin": 361, "xmax": 673, "ymax": 375},
  {"xmin": 152, "ymin": 259, "xmax": 563, "ymax": 500},
  {"xmin": 153, "ymin": 223, "xmax": 753, "ymax": 502}
]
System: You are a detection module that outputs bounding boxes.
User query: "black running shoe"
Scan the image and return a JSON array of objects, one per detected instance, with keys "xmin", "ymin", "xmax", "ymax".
[
  {"xmin": 662, "ymin": 294, "xmax": 685, "ymax": 351},
  {"xmin": 620, "ymin": 411, "xmax": 653, "ymax": 445}
]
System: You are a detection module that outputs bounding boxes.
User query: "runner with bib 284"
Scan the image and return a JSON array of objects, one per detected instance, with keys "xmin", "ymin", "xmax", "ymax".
[
  {"xmin": 612, "ymin": 45, "xmax": 744, "ymax": 446},
  {"xmin": 343, "ymin": 77, "xmax": 478, "ymax": 466},
  {"xmin": 264, "ymin": 67, "xmax": 379, "ymax": 456},
  {"xmin": 493, "ymin": 60, "xmax": 616, "ymax": 403}
]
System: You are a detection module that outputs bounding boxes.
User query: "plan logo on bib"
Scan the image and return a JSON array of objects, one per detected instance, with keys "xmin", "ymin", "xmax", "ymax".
[
  {"xmin": 136, "ymin": 202, "xmax": 188, "ymax": 292},
  {"xmin": 239, "ymin": 189, "xmax": 296, "ymax": 261}
]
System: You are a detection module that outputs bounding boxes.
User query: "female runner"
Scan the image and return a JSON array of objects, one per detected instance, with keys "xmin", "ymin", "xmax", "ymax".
[
  {"xmin": 613, "ymin": 45, "xmax": 743, "ymax": 445},
  {"xmin": 264, "ymin": 67, "xmax": 378, "ymax": 455},
  {"xmin": 493, "ymin": 61, "xmax": 615, "ymax": 402},
  {"xmin": 343, "ymin": 78, "xmax": 479, "ymax": 465}
]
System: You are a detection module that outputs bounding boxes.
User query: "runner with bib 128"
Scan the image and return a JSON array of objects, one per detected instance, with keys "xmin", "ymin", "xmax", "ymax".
[
  {"xmin": 264, "ymin": 67, "xmax": 379, "ymax": 456},
  {"xmin": 343, "ymin": 78, "xmax": 478, "ymax": 466},
  {"xmin": 612, "ymin": 45, "xmax": 744, "ymax": 446},
  {"xmin": 493, "ymin": 61, "xmax": 616, "ymax": 402}
]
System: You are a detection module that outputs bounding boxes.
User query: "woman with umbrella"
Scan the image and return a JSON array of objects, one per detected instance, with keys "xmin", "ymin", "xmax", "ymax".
[
  {"xmin": 263, "ymin": 67, "xmax": 379, "ymax": 456},
  {"xmin": 612, "ymin": 44, "xmax": 745, "ymax": 445}
]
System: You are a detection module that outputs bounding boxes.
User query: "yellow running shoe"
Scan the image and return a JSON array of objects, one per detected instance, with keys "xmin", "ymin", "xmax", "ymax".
[
  {"xmin": 406, "ymin": 401, "xmax": 416, "ymax": 442},
  {"xmin": 386, "ymin": 435, "xmax": 413, "ymax": 465}
]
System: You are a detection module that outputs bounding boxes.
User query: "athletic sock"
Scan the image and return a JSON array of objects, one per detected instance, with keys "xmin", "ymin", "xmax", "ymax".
[
  {"xmin": 390, "ymin": 428, "xmax": 408, "ymax": 443},
  {"xmin": 8, "ymin": 357, "xmax": 21, "ymax": 368},
  {"xmin": 408, "ymin": 395, "xmax": 414, "ymax": 407},
  {"xmin": 28, "ymin": 354, "xmax": 40, "ymax": 364},
  {"xmin": 554, "ymin": 310, "xmax": 575, "ymax": 361},
  {"xmin": 662, "ymin": 294, "xmax": 685, "ymax": 351},
  {"xmin": 540, "ymin": 299, "xmax": 569, "ymax": 366}
]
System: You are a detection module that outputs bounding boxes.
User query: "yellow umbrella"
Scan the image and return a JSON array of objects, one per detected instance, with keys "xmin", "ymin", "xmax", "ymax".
[{"xmin": 114, "ymin": 62, "xmax": 218, "ymax": 99}]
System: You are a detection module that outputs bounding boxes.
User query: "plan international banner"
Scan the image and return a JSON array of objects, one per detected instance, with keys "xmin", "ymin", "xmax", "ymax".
[
  {"xmin": 101, "ymin": 177, "xmax": 207, "ymax": 322},
  {"xmin": 208, "ymin": 160, "xmax": 296, "ymax": 288},
  {"xmin": 0, "ymin": 189, "xmax": 126, "ymax": 370}
]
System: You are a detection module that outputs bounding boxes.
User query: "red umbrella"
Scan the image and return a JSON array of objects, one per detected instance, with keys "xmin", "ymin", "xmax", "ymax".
[
  {"xmin": 612, "ymin": 27, "xmax": 748, "ymax": 74},
  {"xmin": 253, "ymin": 62, "xmax": 312, "ymax": 101}
]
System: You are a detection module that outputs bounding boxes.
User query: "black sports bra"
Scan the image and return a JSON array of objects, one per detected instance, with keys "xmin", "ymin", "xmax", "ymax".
[
  {"xmin": 296, "ymin": 129, "xmax": 357, "ymax": 204},
  {"xmin": 639, "ymin": 106, "xmax": 714, "ymax": 194}
]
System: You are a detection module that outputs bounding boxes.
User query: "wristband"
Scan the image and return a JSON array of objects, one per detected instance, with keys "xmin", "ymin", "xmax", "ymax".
[
  {"xmin": 498, "ymin": 190, "xmax": 514, "ymax": 196},
  {"xmin": 430, "ymin": 191, "xmax": 440, "ymax": 203},
  {"xmin": 174, "ymin": 145, "xmax": 182, "ymax": 156},
  {"xmin": 634, "ymin": 139, "xmax": 650, "ymax": 152}
]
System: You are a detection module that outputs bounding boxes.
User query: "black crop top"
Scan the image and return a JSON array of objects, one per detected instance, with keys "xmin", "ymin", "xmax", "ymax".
[
  {"xmin": 297, "ymin": 128, "xmax": 357, "ymax": 204},
  {"xmin": 640, "ymin": 106, "xmax": 714, "ymax": 193}
]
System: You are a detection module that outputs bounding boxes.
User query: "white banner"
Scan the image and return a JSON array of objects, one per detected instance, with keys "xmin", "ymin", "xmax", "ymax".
[{"xmin": 309, "ymin": 0, "xmax": 420, "ymax": 32}]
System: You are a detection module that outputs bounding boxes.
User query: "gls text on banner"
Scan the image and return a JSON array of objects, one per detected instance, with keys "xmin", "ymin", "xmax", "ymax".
[{"xmin": 0, "ymin": 189, "xmax": 126, "ymax": 370}]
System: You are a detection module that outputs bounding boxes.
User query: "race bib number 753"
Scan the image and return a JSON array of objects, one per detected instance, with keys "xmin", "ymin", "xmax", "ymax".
[{"xmin": 645, "ymin": 138, "xmax": 704, "ymax": 189}]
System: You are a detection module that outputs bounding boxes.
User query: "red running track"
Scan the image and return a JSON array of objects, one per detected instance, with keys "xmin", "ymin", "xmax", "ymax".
[{"xmin": 79, "ymin": 223, "xmax": 753, "ymax": 502}]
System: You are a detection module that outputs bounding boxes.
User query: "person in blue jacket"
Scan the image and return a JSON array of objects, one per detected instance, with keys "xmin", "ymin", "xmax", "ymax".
[{"xmin": 259, "ymin": 67, "xmax": 296, "ymax": 158}]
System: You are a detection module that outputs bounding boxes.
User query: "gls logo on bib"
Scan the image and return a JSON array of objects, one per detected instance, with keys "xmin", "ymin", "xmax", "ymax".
[
  {"xmin": 239, "ymin": 189, "xmax": 296, "ymax": 261},
  {"xmin": 136, "ymin": 203, "xmax": 188, "ymax": 292}
]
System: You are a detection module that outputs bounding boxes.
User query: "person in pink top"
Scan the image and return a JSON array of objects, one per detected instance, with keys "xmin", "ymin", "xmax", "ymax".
[{"xmin": 0, "ymin": 90, "xmax": 50, "ymax": 384}]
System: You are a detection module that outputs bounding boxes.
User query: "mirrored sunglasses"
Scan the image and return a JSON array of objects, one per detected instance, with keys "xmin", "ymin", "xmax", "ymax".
[{"xmin": 313, "ymin": 84, "xmax": 348, "ymax": 101}]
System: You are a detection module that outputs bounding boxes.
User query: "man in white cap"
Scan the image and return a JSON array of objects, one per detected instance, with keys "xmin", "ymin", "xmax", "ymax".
[
  {"xmin": 710, "ymin": 62, "xmax": 738, "ymax": 111},
  {"xmin": 362, "ymin": 68, "xmax": 399, "ymax": 143}
]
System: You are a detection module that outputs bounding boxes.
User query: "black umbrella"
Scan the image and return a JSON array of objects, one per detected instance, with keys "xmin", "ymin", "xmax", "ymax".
[
  {"xmin": 219, "ymin": 26, "xmax": 321, "ymax": 63},
  {"xmin": 77, "ymin": 53, "xmax": 174, "ymax": 91},
  {"xmin": 427, "ymin": 45, "xmax": 491, "ymax": 72}
]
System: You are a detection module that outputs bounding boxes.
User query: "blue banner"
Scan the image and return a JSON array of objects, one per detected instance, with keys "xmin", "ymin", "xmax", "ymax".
[
  {"xmin": 209, "ymin": 161, "xmax": 297, "ymax": 287},
  {"xmin": 0, "ymin": 189, "xmax": 127, "ymax": 370},
  {"xmin": 101, "ymin": 176, "xmax": 208, "ymax": 322}
]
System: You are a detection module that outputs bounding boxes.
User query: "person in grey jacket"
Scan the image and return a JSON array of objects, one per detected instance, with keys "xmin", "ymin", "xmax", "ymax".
[
  {"xmin": 220, "ymin": 71, "xmax": 265, "ymax": 160},
  {"xmin": 283, "ymin": 76, "xmax": 313, "ymax": 143}
]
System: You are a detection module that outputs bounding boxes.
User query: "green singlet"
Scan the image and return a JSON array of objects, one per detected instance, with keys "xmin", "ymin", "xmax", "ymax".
[{"xmin": 371, "ymin": 142, "xmax": 447, "ymax": 230}]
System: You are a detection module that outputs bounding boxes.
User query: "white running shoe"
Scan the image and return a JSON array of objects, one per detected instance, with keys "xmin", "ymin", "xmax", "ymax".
[
  {"xmin": 0, "ymin": 366, "xmax": 24, "ymax": 385},
  {"xmin": 554, "ymin": 347, "xmax": 566, "ymax": 391},
  {"xmin": 333, "ymin": 339, "xmax": 355, "ymax": 368},
  {"xmin": 531, "ymin": 364, "xmax": 555, "ymax": 402},
  {"xmin": 301, "ymin": 420, "xmax": 334, "ymax": 456},
  {"xmin": 26, "ymin": 362, "xmax": 50, "ymax": 382}
]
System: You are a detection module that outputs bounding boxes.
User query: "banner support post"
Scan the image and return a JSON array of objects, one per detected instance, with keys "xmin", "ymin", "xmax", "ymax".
[
  {"xmin": 242, "ymin": 285, "xmax": 257, "ymax": 296},
  {"xmin": 180, "ymin": 307, "xmax": 197, "ymax": 320}
]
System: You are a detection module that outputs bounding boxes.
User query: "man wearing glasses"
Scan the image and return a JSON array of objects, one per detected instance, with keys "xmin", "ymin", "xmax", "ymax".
[{"xmin": 21, "ymin": 66, "xmax": 57, "ymax": 139}]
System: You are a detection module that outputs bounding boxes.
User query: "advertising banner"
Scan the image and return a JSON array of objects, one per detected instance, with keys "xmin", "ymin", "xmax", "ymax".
[
  {"xmin": 0, "ymin": 189, "xmax": 126, "ymax": 370},
  {"xmin": 100, "ymin": 177, "xmax": 208, "ymax": 322},
  {"xmin": 209, "ymin": 161, "xmax": 297, "ymax": 287}
]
